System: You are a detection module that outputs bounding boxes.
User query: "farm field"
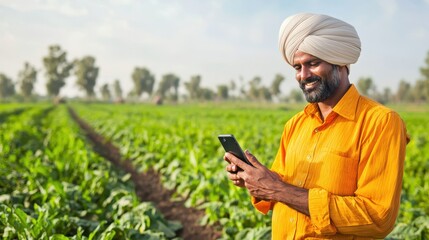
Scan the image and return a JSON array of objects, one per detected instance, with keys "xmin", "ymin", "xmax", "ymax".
[{"xmin": 0, "ymin": 102, "xmax": 428, "ymax": 239}]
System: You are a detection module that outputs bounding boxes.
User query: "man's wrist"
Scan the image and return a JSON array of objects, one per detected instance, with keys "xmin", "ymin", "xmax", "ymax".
[{"xmin": 273, "ymin": 181, "xmax": 310, "ymax": 216}]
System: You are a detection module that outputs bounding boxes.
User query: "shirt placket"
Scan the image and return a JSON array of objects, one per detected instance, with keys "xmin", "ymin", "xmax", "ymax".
[
  {"xmin": 300, "ymin": 113, "xmax": 337, "ymax": 187},
  {"xmin": 299, "ymin": 129, "xmax": 322, "ymax": 188},
  {"xmin": 287, "ymin": 209, "xmax": 298, "ymax": 240},
  {"xmin": 294, "ymin": 118, "xmax": 324, "ymax": 188}
]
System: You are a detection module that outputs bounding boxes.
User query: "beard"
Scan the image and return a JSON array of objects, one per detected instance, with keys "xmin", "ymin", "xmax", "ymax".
[{"xmin": 299, "ymin": 65, "xmax": 341, "ymax": 103}]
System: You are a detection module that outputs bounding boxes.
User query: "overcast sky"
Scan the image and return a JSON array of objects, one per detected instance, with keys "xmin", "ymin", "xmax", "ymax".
[{"xmin": 1, "ymin": 0, "xmax": 429, "ymax": 97}]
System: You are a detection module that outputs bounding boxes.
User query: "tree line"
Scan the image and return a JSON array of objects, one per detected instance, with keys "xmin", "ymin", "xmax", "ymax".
[{"xmin": 1, "ymin": 44, "xmax": 429, "ymax": 104}]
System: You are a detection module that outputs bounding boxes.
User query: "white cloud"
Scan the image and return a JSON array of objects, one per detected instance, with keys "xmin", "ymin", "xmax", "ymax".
[
  {"xmin": 109, "ymin": 0, "xmax": 136, "ymax": 5},
  {"xmin": 413, "ymin": 27, "xmax": 429, "ymax": 40},
  {"xmin": 95, "ymin": 19, "xmax": 131, "ymax": 39},
  {"xmin": 159, "ymin": 3, "xmax": 181, "ymax": 18},
  {"xmin": 0, "ymin": 0, "xmax": 88, "ymax": 16},
  {"xmin": 55, "ymin": 3, "xmax": 88, "ymax": 16},
  {"xmin": 0, "ymin": 30, "xmax": 16, "ymax": 43},
  {"xmin": 376, "ymin": 0, "xmax": 398, "ymax": 18},
  {"xmin": 209, "ymin": 0, "xmax": 223, "ymax": 10},
  {"xmin": 0, "ymin": 22, "xmax": 15, "ymax": 43}
]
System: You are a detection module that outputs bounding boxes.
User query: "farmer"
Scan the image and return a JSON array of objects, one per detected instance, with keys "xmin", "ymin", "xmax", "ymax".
[{"xmin": 224, "ymin": 13, "xmax": 409, "ymax": 239}]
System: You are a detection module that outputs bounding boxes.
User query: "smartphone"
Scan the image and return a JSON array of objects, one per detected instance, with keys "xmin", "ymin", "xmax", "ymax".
[{"xmin": 218, "ymin": 134, "xmax": 253, "ymax": 167}]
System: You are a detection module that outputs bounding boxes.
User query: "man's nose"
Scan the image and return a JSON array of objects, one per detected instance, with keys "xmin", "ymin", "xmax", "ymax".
[{"xmin": 298, "ymin": 66, "xmax": 312, "ymax": 81}]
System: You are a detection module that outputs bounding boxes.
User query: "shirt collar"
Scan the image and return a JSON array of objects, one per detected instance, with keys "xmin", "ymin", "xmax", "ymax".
[{"xmin": 303, "ymin": 84, "xmax": 360, "ymax": 121}]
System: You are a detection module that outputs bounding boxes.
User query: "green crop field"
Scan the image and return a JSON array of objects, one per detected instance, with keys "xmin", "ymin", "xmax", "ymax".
[{"xmin": 0, "ymin": 102, "xmax": 428, "ymax": 239}]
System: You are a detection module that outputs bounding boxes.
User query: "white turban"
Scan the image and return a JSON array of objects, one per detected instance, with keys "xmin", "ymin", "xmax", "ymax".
[{"xmin": 279, "ymin": 13, "xmax": 361, "ymax": 70}]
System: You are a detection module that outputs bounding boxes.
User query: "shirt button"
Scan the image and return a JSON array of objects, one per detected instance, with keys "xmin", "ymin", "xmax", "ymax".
[
  {"xmin": 290, "ymin": 217, "xmax": 294, "ymax": 223},
  {"xmin": 306, "ymin": 155, "xmax": 311, "ymax": 160},
  {"xmin": 314, "ymin": 128, "xmax": 319, "ymax": 133}
]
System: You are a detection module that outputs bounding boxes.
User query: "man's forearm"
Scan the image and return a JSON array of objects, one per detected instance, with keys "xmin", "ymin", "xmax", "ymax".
[{"xmin": 272, "ymin": 181, "xmax": 310, "ymax": 216}]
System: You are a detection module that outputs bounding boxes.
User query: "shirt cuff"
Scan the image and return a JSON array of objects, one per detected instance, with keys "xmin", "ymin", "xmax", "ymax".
[
  {"xmin": 309, "ymin": 188, "xmax": 337, "ymax": 235},
  {"xmin": 251, "ymin": 196, "xmax": 272, "ymax": 214}
]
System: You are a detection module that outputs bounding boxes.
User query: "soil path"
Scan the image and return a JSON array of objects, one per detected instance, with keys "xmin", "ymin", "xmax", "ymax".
[{"xmin": 68, "ymin": 107, "xmax": 221, "ymax": 240}]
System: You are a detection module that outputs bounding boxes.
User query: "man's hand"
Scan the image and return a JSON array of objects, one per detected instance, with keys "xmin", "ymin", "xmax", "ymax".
[
  {"xmin": 224, "ymin": 150, "xmax": 284, "ymax": 201},
  {"xmin": 224, "ymin": 154, "xmax": 245, "ymax": 187},
  {"xmin": 224, "ymin": 150, "xmax": 310, "ymax": 215}
]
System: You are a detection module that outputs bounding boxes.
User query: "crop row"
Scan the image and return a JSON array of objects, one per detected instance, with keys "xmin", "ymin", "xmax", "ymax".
[{"xmin": 0, "ymin": 104, "xmax": 181, "ymax": 239}]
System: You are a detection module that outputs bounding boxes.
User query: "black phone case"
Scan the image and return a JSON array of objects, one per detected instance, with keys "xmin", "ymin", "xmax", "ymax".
[{"xmin": 218, "ymin": 134, "xmax": 253, "ymax": 166}]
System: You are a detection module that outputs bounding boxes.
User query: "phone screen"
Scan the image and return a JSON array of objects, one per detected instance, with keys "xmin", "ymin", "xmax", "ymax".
[{"xmin": 218, "ymin": 134, "xmax": 253, "ymax": 166}]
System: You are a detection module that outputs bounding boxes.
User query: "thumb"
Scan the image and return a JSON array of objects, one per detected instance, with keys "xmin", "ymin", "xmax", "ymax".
[{"xmin": 244, "ymin": 149, "xmax": 262, "ymax": 167}]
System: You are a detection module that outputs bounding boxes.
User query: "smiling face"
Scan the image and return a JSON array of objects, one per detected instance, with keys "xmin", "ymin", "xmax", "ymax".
[{"xmin": 293, "ymin": 51, "xmax": 341, "ymax": 103}]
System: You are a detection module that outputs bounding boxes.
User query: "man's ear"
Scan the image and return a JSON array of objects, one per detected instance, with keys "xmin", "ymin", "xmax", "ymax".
[
  {"xmin": 337, "ymin": 65, "xmax": 349, "ymax": 76},
  {"xmin": 343, "ymin": 65, "xmax": 350, "ymax": 75}
]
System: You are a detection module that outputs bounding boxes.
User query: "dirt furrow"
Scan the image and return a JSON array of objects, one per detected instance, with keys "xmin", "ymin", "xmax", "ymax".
[{"xmin": 68, "ymin": 107, "xmax": 221, "ymax": 240}]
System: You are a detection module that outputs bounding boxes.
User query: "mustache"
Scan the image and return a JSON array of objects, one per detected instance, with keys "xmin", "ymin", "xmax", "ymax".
[{"xmin": 299, "ymin": 76, "xmax": 321, "ymax": 89}]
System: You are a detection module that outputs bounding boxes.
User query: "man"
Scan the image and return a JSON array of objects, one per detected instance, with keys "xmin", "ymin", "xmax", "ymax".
[{"xmin": 224, "ymin": 13, "xmax": 409, "ymax": 239}]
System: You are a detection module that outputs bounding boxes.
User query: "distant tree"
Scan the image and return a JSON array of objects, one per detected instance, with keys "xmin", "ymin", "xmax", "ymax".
[
  {"xmin": 247, "ymin": 76, "xmax": 272, "ymax": 101},
  {"xmin": 217, "ymin": 85, "xmax": 229, "ymax": 100},
  {"xmin": 171, "ymin": 74, "xmax": 180, "ymax": 101},
  {"xmin": 200, "ymin": 88, "xmax": 215, "ymax": 100},
  {"xmin": 75, "ymin": 56, "xmax": 99, "ymax": 98},
  {"xmin": 357, "ymin": 77, "xmax": 375, "ymax": 96},
  {"xmin": 238, "ymin": 76, "xmax": 246, "ymax": 98},
  {"xmin": 184, "ymin": 75, "xmax": 202, "ymax": 100},
  {"xmin": 127, "ymin": 89, "xmax": 137, "ymax": 99},
  {"xmin": 372, "ymin": 89, "xmax": 390, "ymax": 105},
  {"xmin": 157, "ymin": 73, "xmax": 180, "ymax": 101},
  {"xmin": 0, "ymin": 73, "xmax": 15, "ymax": 99},
  {"xmin": 113, "ymin": 79, "xmax": 123, "ymax": 101},
  {"xmin": 396, "ymin": 80, "xmax": 412, "ymax": 102},
  {"xmin": 248, "ymin": 76, "xmax": 262, "ymax": 100},
  {"xmin": 229, "ymin": 79, "xmax": 236, "ymax": 97},
  {"xmin": 100, "ymin": 83, "xmax": 111, "ymax": 101},
  {"xmin": 132, "ymin": 67, "xmax": 155, "ymax": 98},
  {"xmin": 421, "ymin": 51, "xmax": 429, "ymax": 79},
  {"xmin": 17, "ymin": 62, "xmax": 37, "ymax": 98},
  {"xmin": 259, "ymin": 86, "xmax": 272, "ymax": 101},
  {"xmin": 418, "ymin": 50, "xmax": 429, "ymax": 101},
  {"xmin": 183, "ymin": 75, "xmax": 217, "ymax": 101},
  {"xmin": 382, "ymin": 87, "xmax": 393, "ymax": 104},
  {"xmin": 271, "ymin": 74, "xmax": 285, "ymax": 100},
  {"xmin": 289, "ymin": 89, "xmax": 304, "ymax": 103},
  {"xmin": 43, "ymin": 45, "xmax": 73, "ymax": 97},
  {"xmin": 412, "ymin": 80, "xmax": 427, "ymax": 103}
]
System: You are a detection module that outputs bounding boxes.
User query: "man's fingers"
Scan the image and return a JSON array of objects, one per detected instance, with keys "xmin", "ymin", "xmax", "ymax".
[
  {"xmin": 228, "ymin": 172, "xmax": 240, "ymax": 180},
  {"xmin": 244, "ymin": 150, "xmax": 262, "ymax": 167},
  {"xmin": 224, "ymin": 152, "xmax": 249, "ymax": 171},
  {"xmin": 225, "ymin": 163, "xmax": 238, "ymax": 173},
  {"xmin": 223, "ymin": 154, "xmax": 231, "ymax": 163}
]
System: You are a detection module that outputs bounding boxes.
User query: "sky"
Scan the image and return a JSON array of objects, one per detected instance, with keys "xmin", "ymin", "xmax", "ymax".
[{"xmin": 1, "ymin": 0, "xmax": 429, "ymax": 98}]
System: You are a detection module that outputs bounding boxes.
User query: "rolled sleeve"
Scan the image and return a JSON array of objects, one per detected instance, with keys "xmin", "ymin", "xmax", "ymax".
[
  {"xmin": 309, "ymin": 188, "xmax": 337, "ymax": 235},
  {"xmin": 251, "ymin": 196, "xmax": 273, "ymax": 214}
]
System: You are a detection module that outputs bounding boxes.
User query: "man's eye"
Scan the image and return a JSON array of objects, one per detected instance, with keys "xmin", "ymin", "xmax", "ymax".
[
  {"xmin": 310, "ymin": 61, "xmax": 320, "ymax": 66},
  {"xmin": 294, "ymin": 66, "xmax": 301, "ymax": 71}
]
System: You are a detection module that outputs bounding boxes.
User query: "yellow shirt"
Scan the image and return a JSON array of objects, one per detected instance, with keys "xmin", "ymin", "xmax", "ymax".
[{"xmin": 252, "ymin": 85, "xmax": 408, "ymax": 239}]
